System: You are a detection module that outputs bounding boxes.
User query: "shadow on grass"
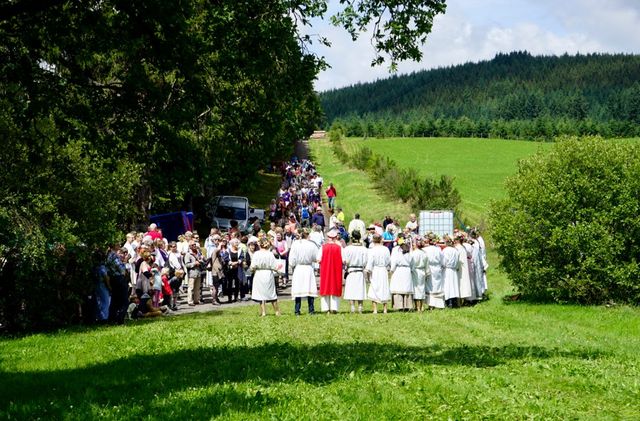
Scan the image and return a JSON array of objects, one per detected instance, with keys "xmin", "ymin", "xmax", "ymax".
[{"xmin": 0, "ymin": 342, "xmax": 602, "ymax": 419}]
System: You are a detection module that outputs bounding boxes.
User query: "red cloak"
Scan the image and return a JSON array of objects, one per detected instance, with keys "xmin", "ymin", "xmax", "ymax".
[{"xmin": 319, "ymin": 242, "xmax": 343, "ymax": 296}]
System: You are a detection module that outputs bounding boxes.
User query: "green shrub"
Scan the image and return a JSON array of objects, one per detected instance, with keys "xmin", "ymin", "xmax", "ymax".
[
  {"xmin": 351, "ymin": 146, "xmax": 373, "ymax": 171},
  {"xmin": 490, "ymin": 136, "xmax": 640, "ymax": 304}
]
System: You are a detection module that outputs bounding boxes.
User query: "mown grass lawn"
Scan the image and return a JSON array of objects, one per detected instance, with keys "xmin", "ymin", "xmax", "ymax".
[
  {"xmin": 1, "ymin": 138, "xmax": 639, "ymax": 420},
  {"xmin": 1, "ymin": 297, "xmax": 638, "ymax": 419},
  {"xmin": 341, "ymin": 137, "xmax": 552, "ymax": 224}
]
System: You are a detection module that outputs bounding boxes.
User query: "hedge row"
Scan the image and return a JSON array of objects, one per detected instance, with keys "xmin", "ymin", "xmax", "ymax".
[{"xmin": 329, "ymin": 130, "xmax": 460, "ymax": 212}]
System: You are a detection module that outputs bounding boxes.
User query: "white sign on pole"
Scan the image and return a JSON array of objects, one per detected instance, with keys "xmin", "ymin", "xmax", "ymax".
[{"xmin": 418, "ymin": 210, "xmax": 454, "ymax": 238}]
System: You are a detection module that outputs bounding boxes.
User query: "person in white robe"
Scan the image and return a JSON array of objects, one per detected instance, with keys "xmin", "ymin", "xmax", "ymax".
[
  {"xmin": 347, "ymin": 213, "xmax": 367, "ymax": 239},
  {"xmin": 390, "ymin": 241, "xmax": 415, "ymax": 311},
  {"xmin": 365, "ymin": 234, "xmax": 391, "ymax": 314},
  {"xmin": 469, "ymin": 232, "xmax": 486, "ymax": 301},
  {"xmin": 288, "ymin": 229, "xmax": 318, "ymax": 315},
  {"xmin": 473, "ymin": 229, "xmax": 489, "ymax": 294},
  {"xmin": 463, "ymin": 239, "xmax": 477, "ymax": 301},
  {"xmin": 424, "ymin": 235, "xmax": 445, "ymax": 309},
  {"xmin": 454, "ymin": 233, "xmax": 473, "ymax": 303},
  {"xmin": 250, "ymin": 238, "xmax": 281, "ymax": 316},
  {"xmin": 343, "ymin": 230, "xmax": 369, "ymax": 313},
  {"xmin": 442, "ymin": 236, "xmax": 461, "ymax": 308},
  {"xmin": 410, "ymin": 238, "xmax": 429, "ymax": 312}
]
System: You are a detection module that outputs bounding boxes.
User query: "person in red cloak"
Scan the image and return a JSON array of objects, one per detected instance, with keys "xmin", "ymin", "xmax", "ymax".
[{"xmin": 318, "ymin": 229, "xmax": 343, "ymax": 313}]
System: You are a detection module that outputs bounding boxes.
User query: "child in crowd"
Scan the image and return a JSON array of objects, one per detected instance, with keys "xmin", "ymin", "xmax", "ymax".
[
  {"xmin": 169, "ymin": 269, "xmax": 184, "ymax": 311},
  {"xmin": 161, "ymin": 267, "xmax": 173, "ymax": 308},
  {"xmin": 151, "ymin": 264, "xmax": 163, "ymax": 307}
]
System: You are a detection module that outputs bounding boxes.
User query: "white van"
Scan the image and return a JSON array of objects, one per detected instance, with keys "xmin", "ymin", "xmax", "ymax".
[{"xmin": 207, "ymin": 196, "xmax": 264, "ymax": 233}]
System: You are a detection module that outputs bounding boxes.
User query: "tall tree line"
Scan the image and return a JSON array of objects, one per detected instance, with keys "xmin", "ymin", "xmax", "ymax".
[{"xmin": 321, "ymin": 52, "xmax": 640, "ymax": 140}]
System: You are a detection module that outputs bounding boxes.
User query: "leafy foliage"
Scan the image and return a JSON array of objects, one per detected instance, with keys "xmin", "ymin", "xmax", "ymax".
[
  {"xmin": 490, "ymin": 137, "xmax": 640, "ymax": 304},
  {"xmin": 320, "ymin": 52, "xmax": 640, "ymax": 140}
]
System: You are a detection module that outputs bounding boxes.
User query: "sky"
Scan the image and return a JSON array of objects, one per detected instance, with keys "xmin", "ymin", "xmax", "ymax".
[{"xmin": 306, "ymin": 0, "xmax": 640, "ymax": 92}]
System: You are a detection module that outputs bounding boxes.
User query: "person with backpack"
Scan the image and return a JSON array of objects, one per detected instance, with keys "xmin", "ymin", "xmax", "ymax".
[{"xmin": 299, "ymin": 202, "xmax": 311, "ymax": 227}]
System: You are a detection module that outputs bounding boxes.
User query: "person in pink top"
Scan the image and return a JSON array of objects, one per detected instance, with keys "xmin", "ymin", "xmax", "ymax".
[{"xmin": 146, "ymin": 223, "xmax": 163, "ymax": 241}]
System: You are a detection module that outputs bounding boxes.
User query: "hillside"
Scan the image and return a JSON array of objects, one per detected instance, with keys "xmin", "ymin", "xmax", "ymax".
[{"xmin": 320, "ymin": 52, "xmax": 640, "ymax": 139}]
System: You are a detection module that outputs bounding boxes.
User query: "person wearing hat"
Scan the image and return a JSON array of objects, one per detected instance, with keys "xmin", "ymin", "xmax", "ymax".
[
  {"xmin": 411, "ymin": 237, "xmax": 429, "ymax": 312},
  {"xmin": 311, "ymin": 208, "xmax": 325, "ymax": 232},
  {"xmin": 454, "ymin": 233, "xmax": 473, "ymax": 305},
  {"xmin": 250, "ymin": 238, "xmax": 281, "ymax": 316},
  {"xmin": 288, "ymin": 228, "xmax": 319, "ymax": 315},
  {"xmin": 425, "ymin": 233, "xmax": 445, "ymax": 309},
  {"xmin": 365, "ymin": 234, "xmax": 391, "ymax": 313},
  {"xmin": 343, "ymin": 230, "xmax": 368, "ymax": 313},
  {"xmin": 390, "ymin": 239, "xmax": 415, "ymax": 311},
  {"xmin": 317, "ymin": 229, "xmax": 343, "ymax": 314},
  {"xmin": 469, "ymin": 229, "xmax": 487, "ymax": 301},
  {"xmin": 364, "ymin": 225, "xmax": 376, "ymax": 249},
  {"xmin": 442, "ymin": 235, "xmax": 461, "ymax": 308}
]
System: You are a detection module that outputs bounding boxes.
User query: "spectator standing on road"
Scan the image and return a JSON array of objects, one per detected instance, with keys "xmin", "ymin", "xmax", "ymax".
[
  {"xmin": 311, "ymin": 208, "xmax": 325, "ymax": 232},
  {"xmin": 184, "ymin": 241, "xmax": 204, "ymax": 306}
]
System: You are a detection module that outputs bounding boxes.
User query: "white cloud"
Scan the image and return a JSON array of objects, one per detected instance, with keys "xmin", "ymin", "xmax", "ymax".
[{"xmin": 309, "ymin": 0, "xmax": 640, "ymax": 92}]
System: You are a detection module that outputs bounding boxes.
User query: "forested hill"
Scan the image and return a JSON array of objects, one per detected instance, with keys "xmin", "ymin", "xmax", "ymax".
[{"xmin": 320, "ymin": 52, "xmax": 640, "ymax": 139}]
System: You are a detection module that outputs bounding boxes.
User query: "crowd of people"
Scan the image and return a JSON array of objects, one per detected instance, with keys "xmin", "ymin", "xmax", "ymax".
[{"xmin": 92, "ymin": 157, "xmax": 488, "ymax": 322}]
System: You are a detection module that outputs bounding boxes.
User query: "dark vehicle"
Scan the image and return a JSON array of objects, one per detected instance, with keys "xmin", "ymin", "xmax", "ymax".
[
  {"xmin": 207, "ymin": 196, "xmax": 264, "ymax": 233},
  {"xmin": 149, "ymin": 211, "xmax": 194, "ymax": 241}
]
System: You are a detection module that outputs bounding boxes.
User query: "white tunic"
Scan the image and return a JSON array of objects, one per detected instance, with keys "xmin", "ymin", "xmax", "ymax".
[
  {"xmin": 463, "ymin": 242, "xmax": 477, "ymax": 298},
  {"xmin": 471, "ymin": 241, "xmax": 486, "ymax": 299},
  {"xmin": 343, "ymin": 244, "xmax": 368, "ymax": 300},
  {"xmin": 425, "ymin": 245, "xmax": 444, "ymax": 308},
  {"xmin": 442, "ymin": 246, "xmax": 460, "ymax": 300},
  {"xmin": 477, "ymin": 235, "xmax": 489, "ymax": 292},
  {"xmin": 411, "ymin": 248, "xmax": 429, "ymax": 300},
  {"xmin": 455, "ymin": 244, "xmax": 473, "ymax": 299},
  {"xmin": 390, "ymin": 249, "xmax": 414, "ymax": 294},
  {"xmin": 289, "ymin": 239, "xmax": 319, "ymax": 298},
  {"xmin": 250, "ymin": 249, "xmax": 278, "ymax": 301},
  {"xmin": 366, "ymin": 245, "xmax": 391, "ymax": 303}
]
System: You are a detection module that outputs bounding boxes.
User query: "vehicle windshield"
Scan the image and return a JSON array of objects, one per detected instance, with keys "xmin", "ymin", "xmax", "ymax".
[{"xmin": 214, "ymin": 198, "xmax": 247, "ymax": 220}]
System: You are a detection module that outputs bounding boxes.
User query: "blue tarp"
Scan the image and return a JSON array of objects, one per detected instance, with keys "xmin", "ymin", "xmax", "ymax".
[{"xmin": 149, "ymin": 211, "xmax": 194, "ymax": 241}]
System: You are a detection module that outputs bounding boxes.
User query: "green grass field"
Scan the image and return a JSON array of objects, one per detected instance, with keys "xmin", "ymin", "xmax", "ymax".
[
  {"xmin": 308, "ymin": 138, "xmax": 413, "ymax": 225},
  {"xmin": 1, "ymin": 299, "xmax": 638, "ymax": 419},
  {"xmin": 1, "ymin": 137, "xmax": 639, "ymax": 420},
  {"xmin": 341, "ymin": 137, "xmax": 552, "ymax": 224}
]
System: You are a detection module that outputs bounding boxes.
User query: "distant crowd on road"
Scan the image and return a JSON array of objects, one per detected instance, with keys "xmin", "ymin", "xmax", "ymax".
[{"xmin": 92, "ymin": 157, "xmax": 488, "ymax": 322}]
